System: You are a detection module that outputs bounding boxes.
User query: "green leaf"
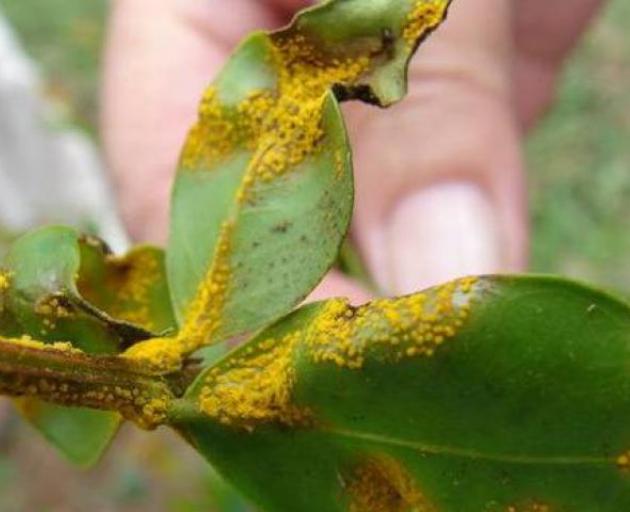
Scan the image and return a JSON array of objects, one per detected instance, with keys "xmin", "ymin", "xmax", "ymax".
[
  {"xmin": 167, "ymin": 0, "xmax": 452, "ymax": 352},
  {"xmin": 15, "ymin": 400, "xmax": 120, "ymax": 468},
  {"xmin": 336, "ymin": 238, "xmax": 379, "ymax": 293},
  {"xmin": 77, "ymin": 244, "xmax": 177, "ymax": 335},
  {"xmin": 0, "ymin": 226, "xmax": 176, "ymax": 465},
  {"xmin": 176, "ymin": 276, "xmax": 630, "ymax": 511},
  {"xmin": 1, "ymin": 226, "xmax": 157, "ymax": 351}
]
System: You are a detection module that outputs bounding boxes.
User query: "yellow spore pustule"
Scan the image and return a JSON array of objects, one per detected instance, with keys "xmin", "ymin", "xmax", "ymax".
[
  {"xmin": 403, "ymin": 0, "xmax": 451, "ymax": 47},
  {"xmin": 176, "ymin": 35, "xmax": 370, "ymax": 354},
  {"xmin": 506, "ymin": 503, "xmax": 552, "ymax": 512},
  {"xmin": 617, "ymin": 449, "xmax": 630, "ymax": 471},
  {"xmin": 175, "ymin": 5, "xmax": 453, "ymax": 357},
  {"xmin": 105, "ymin": 249, "xmax": 162, "ymax": 331},
  {"xmin": 123, "ymin": 337, "xmax": 183, "ymax": 374},
  {"xmin": 198, "ymin": 331, "xmax": 310, "ymax": 430},
  {"xmin": 0, "ymin": 271, "xmax": 10, "ymax": 291},
  {"xmin": 196, "ymin": 277, "xmax": 479, "ymax": 430},
  {"xmin": 1, "ymin": 335, "xmax": 81, "ymax": 354},
  {"xmin": 237, "ymin": 33, "xmax": 369, "ymax": 189},
  {"xmin": 176, "ymin": 220, "xmax": 234, "ymax": 353},
  {"xmin": 181, "ymin": 87, "xmax": 238, "ymax": 170},
  {"xmin": 306, "ymin": 276, "xmax": 479, "ymax": 369}
]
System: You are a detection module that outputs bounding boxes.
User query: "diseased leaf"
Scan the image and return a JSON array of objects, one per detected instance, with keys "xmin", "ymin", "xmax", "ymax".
[
  {"xmin": 78, "ymin": 245, "xmax": 177, "ymax": 335},
  {"xmin": 176, "ymin": 276, "xmax": 630, "ymax": 511},
  {"xmin": 167, "ymin": 0, "xmax": 452, "ymax": 352},
  {"xmin": 0, "ymin": 226, "xmax": 176, "ymax": 465},
  {"xmin": 1, "ymin": 226, "xmax": 155, "ymax": 350}
]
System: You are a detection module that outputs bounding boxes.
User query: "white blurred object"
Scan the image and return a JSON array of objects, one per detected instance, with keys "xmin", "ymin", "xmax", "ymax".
[{"xmin": 0, "ymin": 9, "xmax": 129, "ymax": 252}]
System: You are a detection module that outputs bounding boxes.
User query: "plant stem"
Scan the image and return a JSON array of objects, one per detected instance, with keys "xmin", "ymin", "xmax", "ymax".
[{"xmin": 0, "ymin": 338, "xmax": 176, "ymax": 429}]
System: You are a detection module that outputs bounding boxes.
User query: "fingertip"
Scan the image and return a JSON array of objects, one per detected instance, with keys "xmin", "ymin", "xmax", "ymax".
[
  {"xmin": 349, "ymin": 80, "xmax": 528, "ymax": 296},
  {"xmin": 307, "ymin": 270, "xmax": 373, "ymax": 305},
  {"xmin": 386, "ymin": 182, "xmax": 505, "ymax": 294}
]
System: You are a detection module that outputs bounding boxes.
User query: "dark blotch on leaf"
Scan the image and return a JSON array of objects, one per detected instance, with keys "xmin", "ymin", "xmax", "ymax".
[{"xmin": 271, "ymin": 221, "xmax": 293, "ymax": 234}]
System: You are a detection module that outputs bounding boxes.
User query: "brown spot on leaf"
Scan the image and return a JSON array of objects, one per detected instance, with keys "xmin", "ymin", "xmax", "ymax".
[
  {"xmin": 346, "ymin": 456, "xmax": 434, "ymax": 512},
  {"xmin": 271, "ymin": 221, "xmax": 293, "ymax": 234},
  {"xmin": 617, "ymin": 450, "xmax": 630, "ymax": 471}
]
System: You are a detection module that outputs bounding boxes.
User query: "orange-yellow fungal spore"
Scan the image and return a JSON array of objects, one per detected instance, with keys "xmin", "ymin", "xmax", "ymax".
[
  {"xmin": 176, "ymin": 11, "xmax": 451, "ymax": 357},
  {"xmin": 237, "ymin": 34, "xmax": 368, "ymax": 190},
  {"xmin": 1, "ymin": 335, "xmax": 80, "ymax": 354},
  {"xmin": 177, "ymin": 37, "xmax": 370, "ymax": 353},
  {"xmin": 617, "ymin": 450, "xmax": 630, "ymax": 470},
  {"xmin": 198, "ymin": 332, "xmax": 310, "ymax": 430},
  {"xmin": 177, "ymin": 221, "xmax": 234, "ymax": 352},
  {"xmin": 123, "ymin": 337, "xmax": 183, "ymax": 374},
  {"xmin": 347, "ymin": 456, "xmax": 434, "ymax": 512},
  {"xmin": 104, "ymin": 249, "xmax": 162, "ymax": 331},
  {"xmin": 137, "ymin": 397, "xmax": 171, "ymax": 429},
  {"xmin": 197, "ymin": 277, "xmax": 480, "ymax": 429},
  {"xmin": 0, "ymin": 271, "xmax": 10, "ymax": 291},
  {"xmin": 306, "ymin": 276, "xmax": 479, "ymax": 369},
  {"xmin": 181, "ymin": 33, "xmax": 368, "ymax": 191},
  {"xmin": 34, "ymin": 295, "xmax": 73, "ymax": 333},
  {"xmin": 181, "ymin": 87, "xmax": 237, "ymax": 169},
  {"xmin": 74, "ymin": 383, "xmax": 170, "ymax": 430},
  {"xmin": 506, "ymin": 503, "xmax": 551, "ymax": 512},
  {"xmin": 402, "ymin": 0, "xmax": 450, "ymax": 47},
  {"xmin": 35, "ymin": 296, "xmax": 72, "ymax": 319}
]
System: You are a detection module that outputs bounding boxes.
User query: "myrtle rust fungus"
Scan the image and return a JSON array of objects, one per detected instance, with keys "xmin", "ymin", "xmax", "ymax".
[
  {"xmin": 176, "ymin": 35, "xmax": 370, "ymax": 352},
  {"xmin": 0, "ymin": 338, "xmax": 173, "ymax": 430},
  {"xmin": 198, "ymin": 331, "xmax": 311, "ymax": 431},
  {"xmin": 403, "ymin": 0, "xmax": 451, "ymax": 48},
  {"xmin": 176, "ymin": 221, "xmax": 234, "ymax": 353},
  {"xmin": 306, "ymin": 276, "xmax": 479, "ymax": 369},
  {"xmin": 506, "ymin": 503, "xmax": 552, "ymax": 512},
  {"xmin": 617, "ymin": 450, "xmax": 630, "ymax": 471},
  {"xmin": 175, "ymin": 0, "xmax": 453, "ymax": 354},
  {"xmin": 347, "ymin": 456, "xmax": 435, "ymax": 512},
  {"xmin": 0, "ymin": 270, "xmax": 10, "ymax": 291},
  {"xmin": 102, "ymin": 249, "xmax": 164, "ymax": 332},
  {"xmin": 123, "ymin": 337, "xmax": 183, "ymax": 375}
]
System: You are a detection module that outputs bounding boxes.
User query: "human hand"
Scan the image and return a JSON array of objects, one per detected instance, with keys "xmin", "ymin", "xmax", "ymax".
[{"xmin": 101, "ymin": 0, "xmax": 605, "ymax": 303}]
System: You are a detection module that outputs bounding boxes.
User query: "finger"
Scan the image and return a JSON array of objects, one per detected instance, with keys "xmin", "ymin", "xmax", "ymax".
[
  {"xmin": 347, "ymin": 0, "xmax": 528, "ymax": 296},
  {"xmin": 513, "ymin": 0, "xmax": 607, "ymax": 128},
  {"xmin": 266, "ymin": 0, "xmax": 313, "ymax": 12},
  {"xmin": 101, "ymin": 0, "xmax": 282, "ymax": 242}
]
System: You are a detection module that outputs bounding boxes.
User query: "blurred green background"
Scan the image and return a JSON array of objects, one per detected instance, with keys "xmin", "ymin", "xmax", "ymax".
[{"xmin": 0, "ymin": 0, "xmax": 629, "ymax": 510}]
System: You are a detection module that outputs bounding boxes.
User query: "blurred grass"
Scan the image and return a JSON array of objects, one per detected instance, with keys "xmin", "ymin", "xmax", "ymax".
[
  {"xmin": 0, "ymin": 0, "xmax": 630, "ymax": 509},
  {"xmin": 0, "ymin": 0, "xmax": 107, "ymax": 131},
  {"xmin": 527, "ymin": 0, "xmax": 630, "ymax": 295}
]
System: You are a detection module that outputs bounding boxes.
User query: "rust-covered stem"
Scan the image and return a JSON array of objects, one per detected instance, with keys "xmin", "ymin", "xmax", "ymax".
[{"xmin": 0, "ymin": 339, "xmax": 176, "ymax": 429}]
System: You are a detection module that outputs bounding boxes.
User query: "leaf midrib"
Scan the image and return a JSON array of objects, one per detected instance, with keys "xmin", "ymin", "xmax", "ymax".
[{"xmin": 325, "ymin": 427, "xmax": 614, "ymax": 466}]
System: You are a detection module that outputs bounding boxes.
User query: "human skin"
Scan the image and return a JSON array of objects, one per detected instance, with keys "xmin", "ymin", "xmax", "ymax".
[{"xmin": 101, "ymin": 0, "xmax": 605, "ymax": 302}]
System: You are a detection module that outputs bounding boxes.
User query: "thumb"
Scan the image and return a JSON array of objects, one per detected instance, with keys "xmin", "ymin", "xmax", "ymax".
[{"xmin": 348, "ymin": 0, "xmax": 528, "ymax": 295}]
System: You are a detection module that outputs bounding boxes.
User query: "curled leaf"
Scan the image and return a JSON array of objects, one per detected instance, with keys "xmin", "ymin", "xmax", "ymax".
[
  {"xmin": 0, "ymin": 226, "xmax": 176, "ymax": 351},
  {"xmin": 0, "ymin": 226, "xmax": 176, "ymax": 465},
  {"xmin": 168, "ymin": 0, "xmax": 452, "ymax": 352}
]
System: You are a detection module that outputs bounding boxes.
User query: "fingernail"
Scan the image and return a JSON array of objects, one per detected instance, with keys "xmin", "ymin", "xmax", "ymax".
[{"xmin": 384, "ymin": 182, "xmax": 503, "ymax": 295}]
